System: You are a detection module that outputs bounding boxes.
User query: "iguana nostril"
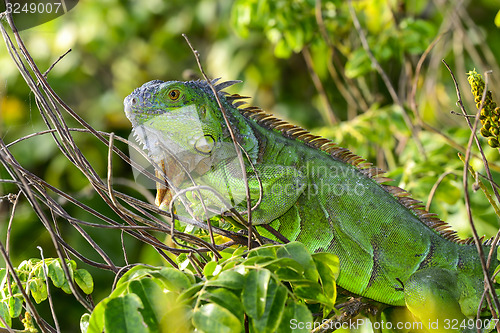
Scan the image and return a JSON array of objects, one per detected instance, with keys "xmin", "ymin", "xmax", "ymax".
[{"xmin": 131, "ymin": 97, "xmax": 138, "ymax": 105}]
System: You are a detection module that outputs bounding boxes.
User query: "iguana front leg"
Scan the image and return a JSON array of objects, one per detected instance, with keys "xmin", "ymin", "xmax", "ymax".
[{"xmin": 404, "ymin": 268, "xmax": 474, "ymax": 333}]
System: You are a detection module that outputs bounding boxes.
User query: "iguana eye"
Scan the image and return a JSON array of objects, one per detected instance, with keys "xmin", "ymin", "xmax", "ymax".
[{"xmin": 168, "ymin": 89, "xmax": 181, "ymax": 101}]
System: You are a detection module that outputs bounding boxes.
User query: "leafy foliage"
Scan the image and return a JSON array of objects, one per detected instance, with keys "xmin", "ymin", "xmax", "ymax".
[
  {"xmin": 82, "ymin": 242, "xmax": 338, "ymax": 333},
  {"xmin": 0, "ymin": 258, "xmax": 93, "ymax": 329}
]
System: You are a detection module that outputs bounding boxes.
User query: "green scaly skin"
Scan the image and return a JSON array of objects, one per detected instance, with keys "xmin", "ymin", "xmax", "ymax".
[{"xmin": 124, "ymin": 79, "xmax": 498, "ymax": 332}]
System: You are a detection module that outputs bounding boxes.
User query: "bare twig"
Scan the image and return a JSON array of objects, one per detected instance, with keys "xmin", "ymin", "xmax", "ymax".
[
  {"xmin": 37, "ymin": 247, "xmax": 61, "ymax": 333},
  {"xmin": 302, "ymin": 46, "xmax": 338, "ymax": 125},
  {"xmin": 442, "ymin": 60, "xmax": 500, "ymax": 325},
  {"xmin": 425, "ymin": 170, "xmax": 456, "ymax": 211}
]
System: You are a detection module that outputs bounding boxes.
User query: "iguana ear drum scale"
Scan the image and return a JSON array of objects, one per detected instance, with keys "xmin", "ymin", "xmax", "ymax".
[{"xmin": 125, "ymin": 79, "xmax": 498, "ymax": 332}]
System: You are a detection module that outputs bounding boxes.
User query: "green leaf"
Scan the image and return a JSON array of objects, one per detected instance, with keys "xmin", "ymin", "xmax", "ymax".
[
  {"xmin": 312, "ymin": 259, "xmax": 337, "ymax": 314},
  {"xmin": 291, "ymin": 280, "xmax": 334, "ymax": 308},
  {"xmin": 495, "ymin": 265, "xmax": 500, "ymax": 284},
  {"xmin": 7, "ymin": 296, "xmax": 22, "ymax": 318},
  {"xmin": 46, "ymin": 259, "xmax": 66, "ymax": 288},
  {"xmin": 312, "ymin": 253, "xmax": 339, "ymax": 308},
  {"xmin": 0, "ymin": 269, "xmax": 6, "ymax": 289},
  {"xmin": 158, "ymin": 267, "xmax": 192, "ymax": 292},
  {"xmin": 29, "ymin": 278, "xmax": 48, "ymax": 303},
  {"xmin": 312, "ymin": 253, "xmax": 339, "ymax": 280},
  {"xmin": 250, "ymin": 279, "xmax": 287, "ymax": 333},
  {"xmin": 178, "ymin": 284, "xmax": 203, "ymax": 303},
  {"xmin": 242, "ymin": 256, "xmax": 276, "ymax": 266},
  {"xmin": 203, "ymin": 288, "xmax": 244, "ymax": 320},
  {"xmin": 129, "ymin": 278, "xmax": 167, "ymax": 333},
  {"xmin": 86, "ymin": 299, "xmax": 109, "ymax": 333},
  {"xmin": 75, "ymin": 269, "xmax": 94, "ymax": 294},
  {"xmin": 273, "ymin": 266, "xmax": 304, "ymax": 281},
  {"xmin": 80, "ymin": 313, "xmax": 90, "ymax": 333},
  {"xmin": 60, "ymin": 279, "xmax": 72, "ymax": 294},
  {"xmin": 0, "ymin": 301, "xmax": 11, "ymax": 328},
  {"xmin": 242, "ymin": 269, "xmax": 271, "ymax": 319},
  {"xmin": 247, "ymin": 245, "xmax": 278, "ymax": 259},
  {"xmin": 261, "ymin": 258, "xmax": 304, "ymax": 277},
  {"xmin": 114, "ymin": 266, "xmax": 158, "ymax": 290},
  {"xmin": 277, "ymin": 301, "xmax": 313, "ymax": 333},
  {"xmin": 193, "ymin": 303, "xmax": 241, "ymax": 333},
  {"xmin": 104, "ymin": 294, "xmax": 148, "ymax": 333},
  {"xmin": 203, "ymin": 261, "xmax": 222, "ymax": 277},
  {"xmin": 277, "ymin": 242, "xmax": 318, "ymax": 281},
  {"xmin": 205, "ymin": 270, "xmax": 245, "ymax": 290}
]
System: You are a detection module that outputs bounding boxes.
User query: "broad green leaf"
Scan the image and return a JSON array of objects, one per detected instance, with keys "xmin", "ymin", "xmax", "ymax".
[
  {"xmin": 312, "ymin": 253, "xmax": 339, "ymax": 309},
  {"xmin": 7, "ymin": 296, "xmax": 22, "ymax": 318},
  {"xmin": 182, "ymin": 270, "xmax": 197, "ymax": 285},
  {"xmin": 29, "ymin": 278, "xmax": 48, "ymax": 303},
  {"xmin": 203, "ymin": 261, "xmax": 222, "ymax": 277},
  {"xmin": 47, "ymin": 259, "xmax": 65, "ymax": 288},
  {"xmin": 158, "ymin": 267, "xmax": 192, "ymax": 292},
  {"xmin": 86, "ymin": 299, "xmax": 108, "ymax": 333},
  {"xmin": 205, "ymin": 270, "xmax": 245, "ymax": 290},
  {"xmin": 221, "ymin": 260, "xmax": 239, "ymax": 271},
  {"xmin": 495, "ymin": 265, "xmax": 500, "ymax": 284},
  {"xmin": 273, "ymin": 267, "xmax": 304, "ymax": 281},
  {"xmin": 242, "ymin": 269, "xmax": 271, "ymax": 318},
  {"xmin": 104, "ymin": 294, "xmax": 148, "ymax": 333},
  {"xmin": 203, "ymin": 288, "xmax": 244, "ymax": 320},
  {"xmin": 80, "ymin": 313, "xmax": 90, "ymax": 333},
  {"xmin": 114, "ymin": 266, "xmax": 158, "ymax": 289},
  {"xmin": 247, "ymin": 245, "xmax": 278, "ymax": 258},
  {"xmin": 232, "ymin": 245, "xmax": 246, "ymax": 258},
  {"xmin": 312, "ymin": 259, "xmax": 336, "ymax": 315},
  {"xmin": 129, "ymin": 278, "xmax": 167, "ymax": 333},
  {"xmin": 250, "ymin": 279, "xmax": 287, "ymax": 333},
  {"xmin": 178, "ymin": 284, "xmax": 203, "ymax": 303},
  {"xmin": 0, "ymin": 301, "xmax": 11, "ymax": 328},
  {"xmin": 261, "ymin": 258, "xmax": 304, "ymax": 276},
  {"xmin": 60, "ymin": 279, "xmax": 72, "ymax": 294},
  {"xmin": 192, "ymin": 303, "xmax": 241, "ymax": 333},
  {"xmin": 75, "ymin": 269, "xmax": 94, "ymax": 294},
  {"xmin": 312, "ymin": 253, "xmax": 340, "ymax": 280},
  {"xmin": 0, "ymin": 269, "xmax": 6, "ymax": 289},
  {"xmin": 66, "ymin": 259, "xmax": 78, "ymax": 272},
  {"xmin": 109, "ymin": 282, "xmax": 130, "ymax": 299},
  {"xmin": 277, "ymin": 242, "xmax": 318, "ymax": 281},
  {"xmin": 292, "ymin": 280, "xmax": 334, "ymax": 308},
  {"xmin": 277, "ymin": 301, "xmax": 312, "ymax": 333},
  {"xmin": 242, "ymin": 256, "xmax": 276, "ymax": 266}
]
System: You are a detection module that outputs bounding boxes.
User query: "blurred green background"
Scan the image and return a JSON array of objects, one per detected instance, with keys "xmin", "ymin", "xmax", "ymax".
[{"xmin": 0, "ymin": 0, "xmax": 500, "ymax": 330}]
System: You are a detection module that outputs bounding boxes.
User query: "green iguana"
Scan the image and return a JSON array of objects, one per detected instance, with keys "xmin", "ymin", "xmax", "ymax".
[{"xmin": 124, "ymin": 78, "xmax": 499, "ymax": 332}]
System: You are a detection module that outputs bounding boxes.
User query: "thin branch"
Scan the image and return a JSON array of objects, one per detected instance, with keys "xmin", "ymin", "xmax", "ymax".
[
  {"xmin": 442, "ymin": 60, "xmax": 500, "ymax": 323},
  {"xmin": 302, "ymin": 46, "xmax": 338, "ymax": 125}
]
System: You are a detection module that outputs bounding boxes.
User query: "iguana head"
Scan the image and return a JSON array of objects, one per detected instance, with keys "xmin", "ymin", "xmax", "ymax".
[
  {"xmin": 124, "ymin": 80, "xmax": 233, "ymax": 163},
  {"xmin": 124, "ymin": 79, "xmax": 253, "ymax": 217}
]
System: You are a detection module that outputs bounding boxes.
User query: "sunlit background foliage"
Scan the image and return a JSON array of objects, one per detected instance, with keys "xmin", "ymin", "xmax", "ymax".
[{"xmin": 1, "ymin": 0, "xmax": 500, "ymax": 330}]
